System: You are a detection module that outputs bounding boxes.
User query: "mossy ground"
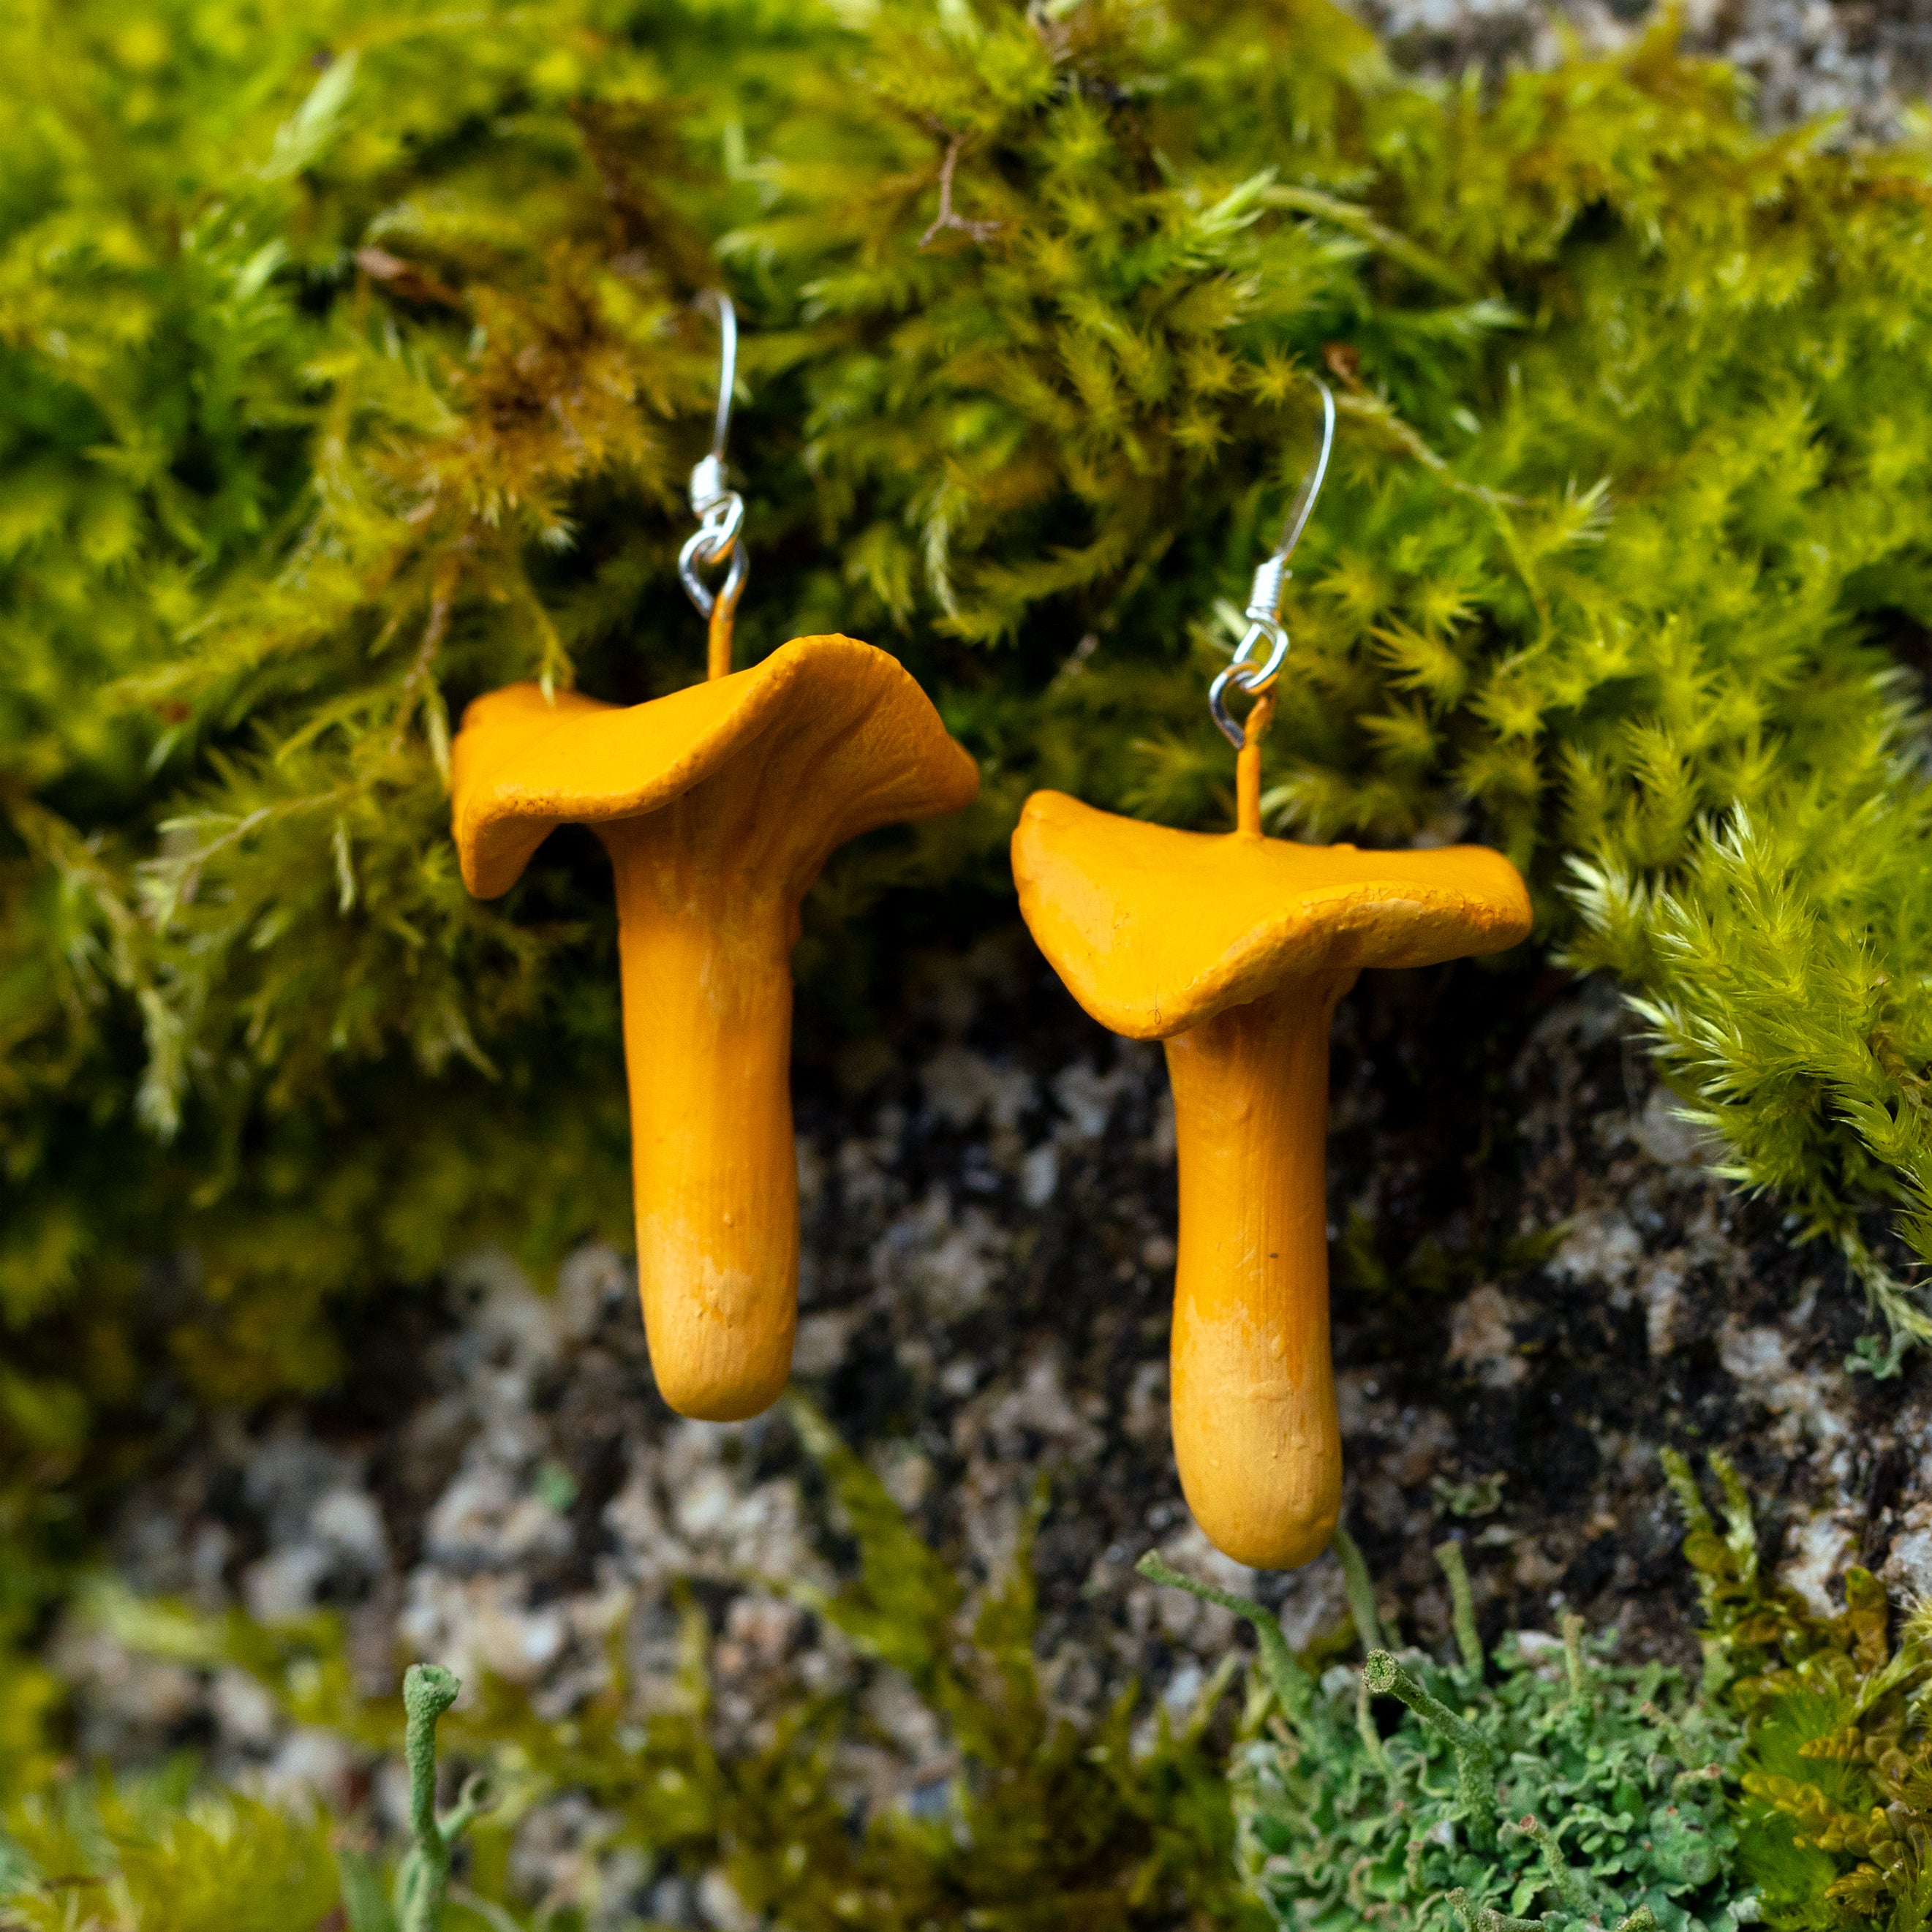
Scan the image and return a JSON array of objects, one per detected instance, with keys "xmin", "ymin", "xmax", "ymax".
[{"xmin": 7, "ymin": 0, "xmax": 1932, "ymax": 1923}]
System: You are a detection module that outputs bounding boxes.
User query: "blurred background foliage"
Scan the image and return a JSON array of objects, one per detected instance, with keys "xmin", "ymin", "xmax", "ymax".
[
  {"xmin": 0, "ymin": 1403, "xmax": 1267, "ymax": 1930},
  {"xmin": 10, "ymin": 1436, "xmax": 1891, "ymax": 1932},
  {"xmin": 8, "ymin": 0, "xmax": 1932, "ymax": 1722}
]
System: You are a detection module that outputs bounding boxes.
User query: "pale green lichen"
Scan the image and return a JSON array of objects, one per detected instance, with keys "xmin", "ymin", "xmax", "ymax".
[{"xmin": 1144, "ymin": 1536, "xmax": 1756, "ymax": 1932}]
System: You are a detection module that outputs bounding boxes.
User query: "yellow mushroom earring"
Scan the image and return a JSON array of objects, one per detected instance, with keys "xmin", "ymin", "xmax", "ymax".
[
  {"xmin": 450, "ymin": 292, "xmax": 979, "ymax": 1421},
  {"xmin": 1012, "ymin": 386, "xmax": 1531, "ymax": 1569}
]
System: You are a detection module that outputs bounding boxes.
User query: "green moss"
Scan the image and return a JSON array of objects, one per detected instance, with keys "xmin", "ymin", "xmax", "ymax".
[
  {"xmin": 9, "ymin": 1446, "xmax": 1919, "ymax": 1932},
  {"xmin": 0, "ymin": 1655, "xmax": 59, "ymax": 1808},
  {"xmin": 1667, "ymin": 1451, "xmax": 1932, "ymax": 1932},
  {"xmin": 0, "ymin": 1769, "xmax": 340, "ymax": 1932}
]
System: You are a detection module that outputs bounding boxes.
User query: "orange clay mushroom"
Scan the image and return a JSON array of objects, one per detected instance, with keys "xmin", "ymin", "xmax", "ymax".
[
  {"xmin": 1011, "ymin": 742, "xmax": 1529, "ymax": 1570},
  {"xmin": 452, "ymin": 635, "xmax": 978, "ymax": 1422}
]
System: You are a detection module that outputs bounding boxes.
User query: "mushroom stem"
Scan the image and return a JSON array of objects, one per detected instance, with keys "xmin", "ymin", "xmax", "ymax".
[
  {"xmin": 605, "ymin": 824, "xmax": 798, "ymax": 1422},
  {"xmin": 1163, "ymin": 966, "xmax": 1356, "ymax": 1568}
]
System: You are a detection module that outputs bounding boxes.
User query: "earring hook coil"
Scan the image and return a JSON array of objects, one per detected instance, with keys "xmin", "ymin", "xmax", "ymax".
[
  {"xmin": 680, "ymin": 291, "xmax": 750, "ymax": 649},
  {"xmin": 1210, "ymin": 382, "xmax": 1335, "ymax": 750}
]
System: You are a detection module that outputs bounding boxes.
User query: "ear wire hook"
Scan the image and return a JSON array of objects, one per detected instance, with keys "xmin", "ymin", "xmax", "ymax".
[
  {"xmin": 1208, "ymin": 381, "xmax": 1335, "ymax": 751},
  {"xmin": 678, "ymin": 290, "xmax": 748, "ymax": 680}
]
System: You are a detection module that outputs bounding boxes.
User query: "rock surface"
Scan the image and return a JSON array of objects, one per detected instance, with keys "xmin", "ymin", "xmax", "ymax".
[
  {"xmin": 1356, "ymin": 0, "xmax": 1932, "ymax": 140},
  {"xmin": 55, "ymin": 935, "xmax": 1932, "ymax": 1921}
]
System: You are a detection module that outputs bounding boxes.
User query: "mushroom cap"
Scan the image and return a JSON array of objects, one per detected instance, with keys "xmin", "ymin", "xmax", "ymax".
[
  {"xmin": 452, "ymin": 634, "xmax": 979, "ymax": 899},
  {"xmin": 1012, "ymin": 790, "xmax": 1531, "ymax": 1041}
]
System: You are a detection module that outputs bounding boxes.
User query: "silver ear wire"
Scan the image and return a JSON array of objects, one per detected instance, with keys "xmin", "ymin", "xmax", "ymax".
[
  {"xmin": 679, "ymin": 291, "xmax": 749, "ymax": 669},
  {"xmin": 1209, "ymin": 382, "xmax": 1335, "ymax": 750}
]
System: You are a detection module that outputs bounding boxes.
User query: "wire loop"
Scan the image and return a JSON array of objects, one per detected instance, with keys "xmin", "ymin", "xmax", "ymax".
[
  {"xmin": 1210, "ymin": 382, "xmax": 1335, "ymax": 750},
  {"xmin": 678, "ymin": 523, "xmax": 747, "ymax": 620},
  {"xmin": 679, "ymin": 291, "xmax": 748, "ymax": 673}
]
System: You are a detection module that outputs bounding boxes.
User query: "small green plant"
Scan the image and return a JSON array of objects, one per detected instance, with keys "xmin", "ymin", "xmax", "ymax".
[
  {"xmin": 0, "ymin": 1664, "xmax": 491, "ymax": 1932},
  {"xmin": 1667, "ymin": 1450, "xmax": 1932, "ymax": 1932},
  {"xmin": 1142, "ymin": 1533, "xmax": 1753, "ymax": 1932},
  {"xmin": 361, "ymin": 1664, "xmax": 495, "ymax": 1932}
]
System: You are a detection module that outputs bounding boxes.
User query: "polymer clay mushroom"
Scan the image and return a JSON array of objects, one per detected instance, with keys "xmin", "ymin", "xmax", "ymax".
[
  {"xmin": 453, "ymin": 637, "xmax": 978, "ymax": 1419},
  {"xmin": 1012, "ymin": 388, "xmax": 1531, "ymax": 1568},
  {"xmin": 450, "ymin": 298, "xmax": 977, "ymax": 1421},
  {"xmin": 1013, "ymin": 792, "xmax": 1528, "ymax": 1566}
]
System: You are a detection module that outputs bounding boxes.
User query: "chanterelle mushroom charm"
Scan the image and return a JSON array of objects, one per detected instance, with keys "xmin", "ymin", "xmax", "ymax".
[
  {"xmin": 453, "ymin": 636, "xmax": 978, "ymax": 1420},
  {"xmin": 1012, "ymin": 387, "xmax": 1530, "ymax": 1568},
  {"xmin": 450, "ymin": 296, "xmax": 977, "ymax": 1422},
  {"xmin": 1013, "ymin": 793, "xmax": 1528, "ymax": 1566}
]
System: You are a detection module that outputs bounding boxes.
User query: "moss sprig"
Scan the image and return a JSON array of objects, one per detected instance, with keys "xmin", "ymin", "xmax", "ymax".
[{"xmin": 1672, "ymin": 1452, "xmax": 1932, "ymax": 1932}]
